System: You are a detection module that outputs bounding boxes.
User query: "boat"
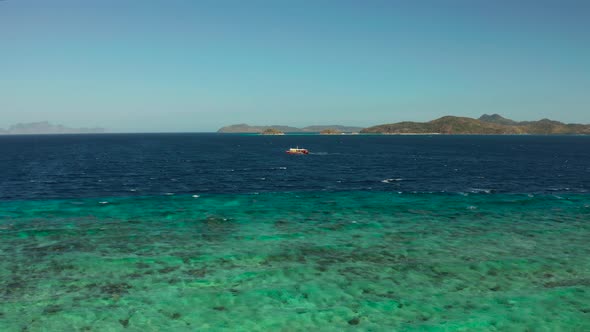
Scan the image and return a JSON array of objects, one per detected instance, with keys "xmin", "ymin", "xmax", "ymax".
[{"xmin": 286, "ymin": 147, "xmax": 309, "ymax": 155}]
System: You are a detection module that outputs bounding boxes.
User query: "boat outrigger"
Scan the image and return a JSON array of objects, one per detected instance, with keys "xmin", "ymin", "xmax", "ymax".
[{"xmin": 286, "ymin": 147, "xmax": 309, "ymax": 155}]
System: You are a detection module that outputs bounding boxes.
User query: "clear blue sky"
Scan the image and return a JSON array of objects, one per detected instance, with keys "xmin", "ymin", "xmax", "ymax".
[{"xmin": 1, "ymin": 0, "xmax": 589, "ymax": 132}]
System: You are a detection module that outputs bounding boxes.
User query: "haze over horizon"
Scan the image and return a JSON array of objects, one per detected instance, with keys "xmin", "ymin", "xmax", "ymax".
[{"xmin": 2, "ymin": 0, "xmax": 589, "ymax": 132}]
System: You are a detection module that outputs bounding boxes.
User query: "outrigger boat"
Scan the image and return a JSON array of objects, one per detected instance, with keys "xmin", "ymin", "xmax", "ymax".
[{"xmin": 286, "ymin": 147, "xmax": 309, "ymax": 155}]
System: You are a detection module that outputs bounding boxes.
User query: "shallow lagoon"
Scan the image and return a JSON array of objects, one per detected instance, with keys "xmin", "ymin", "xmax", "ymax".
[{"xmin": 1, "ymin": 192, "xmax": 589, "ymax": 331}]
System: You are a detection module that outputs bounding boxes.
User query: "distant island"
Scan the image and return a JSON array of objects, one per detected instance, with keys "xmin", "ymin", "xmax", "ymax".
[
  {"xmin": 217, "ymin": 124, "xmax": 364, "ymax": 134},
  {"xmin": 320, "ymin": 129, "xmax": 342, "ymax": 135},
  {"xmin": 218, "ymin": 116, "xmax": 590, "ymax": 135},
  {"xmin": 361, "ymin": 114, "xmax": 590, "ymax": 135},
  {"xmin": 260, "ymin": 128, "xmax": 285, "ymax": 135},
  {"xmin": 0, "ymin": 122, "xmax": 105, "ymax": 135}
]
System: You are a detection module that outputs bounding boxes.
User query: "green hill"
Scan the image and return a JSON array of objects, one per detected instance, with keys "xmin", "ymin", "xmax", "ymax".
[{"xmin": 478, "ymin": 114, "xmax": 519, "ymax": 126}]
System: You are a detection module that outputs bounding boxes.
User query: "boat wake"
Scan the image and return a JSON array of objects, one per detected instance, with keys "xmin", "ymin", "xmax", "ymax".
[
  {"xmin": 308, "ymin": 152, "xmax": 340, "ymax": 156},
  {"xmin": 381, "ymin": 178, "xmax": 403, "ymax": 184}
]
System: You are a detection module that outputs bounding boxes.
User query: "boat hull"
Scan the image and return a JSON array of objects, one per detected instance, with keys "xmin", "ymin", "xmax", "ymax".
[{"xmin": 286, "ymin": 149, "xmax": 309, "ymax": 155}]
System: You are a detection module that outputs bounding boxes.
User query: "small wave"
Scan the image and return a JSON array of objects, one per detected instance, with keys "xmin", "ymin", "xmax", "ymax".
[
  {"xmin": 164, "ymin": 193, "xmax": 175, "ymax": 196},
  {"xmin": 192, "ymin": 195, "xmax": 200, "ymax": 198},
  {"xmin": 470, "ymin": 188, "xmax": 494, "ymax": 194},
  {"xmin": 99, "ymin": 201, "xmax": 109, "ymax": 205},
  {"xmin": 381, "ymin": 178, "xmax": 403, "ymax": 184},
  {"xmin": 548, "ymin": 187, "xmax": 571, "ymax": 192}
]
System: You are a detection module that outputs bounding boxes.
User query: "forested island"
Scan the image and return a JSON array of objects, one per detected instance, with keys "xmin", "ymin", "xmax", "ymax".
[
  {"xmin": 320, "ymin": 129, "xmax": 342, "ymax": 135},
  {"xmin": 361, "ymin": 114, "xmax": 590, "ymax": 135},
  {"xmin": 260, "ymin": 128, "xmax": 285, "ymax": 135}
]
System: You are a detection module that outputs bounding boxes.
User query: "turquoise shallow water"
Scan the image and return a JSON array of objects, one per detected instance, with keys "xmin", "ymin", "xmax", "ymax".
[{"xmin": 1, "ymin": 192, "xmax": 590, "ymax": 331}]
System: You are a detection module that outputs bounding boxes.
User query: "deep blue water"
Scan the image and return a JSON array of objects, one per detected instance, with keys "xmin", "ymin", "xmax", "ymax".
[{"xmin": 1, "ymin": 133, "xmax": 589, "ymax": 200}]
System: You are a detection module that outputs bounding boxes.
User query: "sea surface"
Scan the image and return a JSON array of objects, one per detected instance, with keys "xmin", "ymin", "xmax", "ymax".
[{"xmin": 1, "ymin": 134, "xmax": 589, "ymax": 331}]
